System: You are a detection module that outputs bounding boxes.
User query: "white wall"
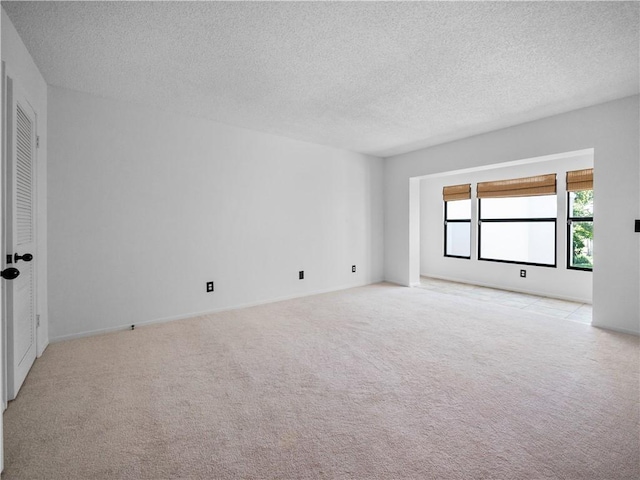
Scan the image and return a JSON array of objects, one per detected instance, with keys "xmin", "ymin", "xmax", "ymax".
[
  {"xmin": 1, "ymin": 9, "xmax": 49, "ymax": 355},
  {"xmin": 419, "ymin": 151, "xmax": 593, "ymax": 303},
  {"xmin": 48, "ymin": 86, "xmax": 384, "ymax": 340},
  {"xmin": 384, "ymin": 96, "xmax": 640, "ymax": 335}
]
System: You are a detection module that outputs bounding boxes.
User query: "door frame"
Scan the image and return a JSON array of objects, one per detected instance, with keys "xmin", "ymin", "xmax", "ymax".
[{"xmin": 0, "ymin": 58, "xmax": 6, "ymax": 475}]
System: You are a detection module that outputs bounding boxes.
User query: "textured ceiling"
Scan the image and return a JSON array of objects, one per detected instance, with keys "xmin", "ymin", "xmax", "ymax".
[{"xmin": 3, "ymin": 1, "xmax": 639, "ymax": 157}]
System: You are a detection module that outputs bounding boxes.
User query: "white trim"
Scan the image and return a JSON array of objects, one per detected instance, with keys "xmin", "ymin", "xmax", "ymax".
[
  {"xmin": 50, "ymin": 280, "xmax": 383, "ymax": 343},
  {"xmin": 36, "ymin": 340, "xmax": 48, "ymax": 357},
  {"xmin": 0, "ymin": 58, "xmax": 5, "ymax": 473},
  {"xmin": 418, "ymin": 273, "xmax": 592, "ymax": 305},
  {"xmin": 591, "ymin": 325, "xmax": 640, "ymax": 337},
  {"xmin": 411, "ymin": 148, "xmax": 595, "ymax": 181}
]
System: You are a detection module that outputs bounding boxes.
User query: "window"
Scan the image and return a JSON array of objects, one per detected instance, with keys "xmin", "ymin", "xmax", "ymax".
[
  {"xmin": 477, "ymin": 174, "xmax": 557, "ymax": 267},
  {"xmin": 443, "ymin": 184, "xmax": 471, "ymax": 258},
  {"xmin": 567, "ymin": 169, "xmax": 593, "ymax": 271}
]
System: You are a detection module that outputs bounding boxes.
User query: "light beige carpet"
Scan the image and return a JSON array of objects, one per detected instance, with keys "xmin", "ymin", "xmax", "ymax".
[{"xmin": 3, "ymin": 283, "xmax": 639, "ymax": 479}]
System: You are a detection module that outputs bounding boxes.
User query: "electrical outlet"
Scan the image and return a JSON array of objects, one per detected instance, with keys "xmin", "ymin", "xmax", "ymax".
[
  {"xmin": 520, "ymin": 270, "xmax": 526, "ymax": 278},
  {"xmin": 206, "ymin": 281, "xmax": 214, "ymax": 292},
  {"xmin": 299, "ymin": 271, "xmax": 304, "ymax": 280},
  {"xmin": 352, "ymin": 265, "xmax": 356, "ymax": 273}
]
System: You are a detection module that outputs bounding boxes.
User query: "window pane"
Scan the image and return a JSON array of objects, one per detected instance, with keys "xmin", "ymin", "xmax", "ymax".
[
  {"xmin": 480, "ymin": 222, "xmax": 555, "ymax": 265},
  {"xmin": 446, "ymin": 199, "xmax": 471, "ymax": 220},
  {"xmin": 481, "ymin": 196, "xmax": 556, "ymax": 219},
  {"xmin": 569, "ymin": 190, "xmax": 593, "ymax": 218},
  {"xmin": 446, "ymin": 222, "xmax": 471, "ymax": 257},
  {"xmin": 570, "ymin": 221, "xmax": 593, "ymax": 269}
]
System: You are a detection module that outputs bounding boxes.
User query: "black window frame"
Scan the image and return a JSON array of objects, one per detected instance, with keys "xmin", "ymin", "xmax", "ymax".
[
  {"xmin": 443, "ymin": 200, "xmax": 471, "ymax": 259},
  {"xmin": 477, "ymin": 197, "xmax": 557, "ymax": 268},
  {"xmin": 566, "ymin": 190, "xmax": 593, "ymax": 272}
]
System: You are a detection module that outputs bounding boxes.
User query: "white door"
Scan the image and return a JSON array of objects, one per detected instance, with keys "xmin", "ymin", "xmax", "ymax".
[{"xmin": 3, "ymin": 76, "xmax": 37, "ymax": 401}]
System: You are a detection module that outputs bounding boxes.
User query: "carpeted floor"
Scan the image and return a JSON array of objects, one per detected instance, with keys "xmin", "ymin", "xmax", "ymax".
[{"xmin": 3, "ymin": 283, "xmax": 639, "ymax": 479}]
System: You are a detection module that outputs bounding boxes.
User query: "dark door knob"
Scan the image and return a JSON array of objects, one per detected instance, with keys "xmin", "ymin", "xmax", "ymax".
[
  {"xmin": 14, "ymin": 253, "xmax": 33, "ymax": 263},
  {"xmin": 1, "ymin": 268, "xmax": 20, "ymax": 280}
]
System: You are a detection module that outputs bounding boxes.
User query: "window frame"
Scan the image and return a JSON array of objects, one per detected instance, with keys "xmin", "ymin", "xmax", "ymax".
[
  {"xmin": 477, "ymin": 197, "xmax": 557, "ymax": 268},
  {"xmin": 566, "ymin": 190, "xmax": 593, "ymax": 272},
  {"xmin": 443, "ymin": 200, "xmax": 471, "ymax": 259}
]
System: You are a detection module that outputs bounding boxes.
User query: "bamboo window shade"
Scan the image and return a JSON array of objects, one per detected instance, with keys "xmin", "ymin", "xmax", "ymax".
[
  {"xmin": 566, "ymin": 168, "xmax": 593, "ymax": 191},
  {"xmin": 477, "ymin": 174, "xmax": 556, "ymax": 199},
  {"xmin": 443, "ymin": 184, "xmax": 471, "ymax": 201}
]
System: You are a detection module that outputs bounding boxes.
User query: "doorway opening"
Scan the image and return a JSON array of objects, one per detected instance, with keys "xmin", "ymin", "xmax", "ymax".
[{"xmin": 409, "ymin": 149, "xmax": 594, "ymax": 322}]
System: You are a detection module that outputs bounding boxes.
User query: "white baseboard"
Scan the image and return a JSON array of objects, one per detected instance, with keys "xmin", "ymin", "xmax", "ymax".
[
  {"xmin": 419, "ymin": 273, "xmax": 592, "ymax": 305},
  {"xmin": 591, "ymin": 324, "xmax": 640, "ymax": 337},
  {"xmin": 50, "ymin": 279, "xmax": 384, "ymax": 343},
  {"xmin": 37, "ymin": 340, "xmax": 49, "ymax": 358}
]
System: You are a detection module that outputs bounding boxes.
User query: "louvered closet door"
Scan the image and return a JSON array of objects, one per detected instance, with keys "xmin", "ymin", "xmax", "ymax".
[{"xmin": 6, "ymin": 78, "xmax": 37, "ymax": 400}]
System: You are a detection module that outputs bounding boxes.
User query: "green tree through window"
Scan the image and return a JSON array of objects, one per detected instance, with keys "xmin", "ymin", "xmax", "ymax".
[{"xmin": 569, "ymin": 190, "xmax": 593, "ymax": 269}]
